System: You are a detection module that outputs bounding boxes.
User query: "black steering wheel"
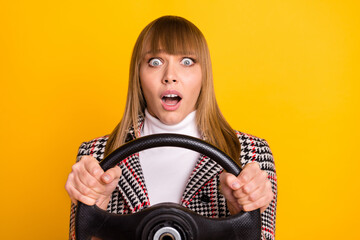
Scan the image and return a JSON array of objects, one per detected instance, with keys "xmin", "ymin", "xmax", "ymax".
[{"xmin": 75, "ymin": 134, "xmax": 261, "ymax": 240}]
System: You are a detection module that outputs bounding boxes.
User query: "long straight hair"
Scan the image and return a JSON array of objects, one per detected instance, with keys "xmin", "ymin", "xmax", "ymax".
[{"xmin": 104, "ymin": 16, "xmax": 240, "ymax": 164}]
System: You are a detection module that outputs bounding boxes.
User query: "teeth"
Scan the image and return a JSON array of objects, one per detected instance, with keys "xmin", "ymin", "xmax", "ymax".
[{"xmin": 164, "ymin": 94, "xmax": 178, "ymax": 98}]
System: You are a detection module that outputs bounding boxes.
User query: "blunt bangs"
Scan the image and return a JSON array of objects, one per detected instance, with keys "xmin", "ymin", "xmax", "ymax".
[{"xmin": 141, "ymin": 16, "xmax": 205, "ymax": 59}]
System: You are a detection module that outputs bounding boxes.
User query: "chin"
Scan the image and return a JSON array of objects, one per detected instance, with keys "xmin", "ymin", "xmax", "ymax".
[
  {"xmin": 161, "ymin": 118, "xmax": 181, "ymax": 126},
  {"xmin": 159, "ymin": 113, "xmax": 184, "ymax": 125}
]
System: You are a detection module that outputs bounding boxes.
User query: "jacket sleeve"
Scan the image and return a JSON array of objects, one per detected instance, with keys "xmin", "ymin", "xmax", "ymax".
[
  {"xmin": 68, "ymin": 135, "xmax": 110, "ymax": 239},
  {"xmin": 258, "ymin": 139, "xmax": 277, "ymax": 240},
  {"xmin": 238, "ymin": 133, "xmax": 277, "ymax": 240},
  {"xmin": 68, "ymin": 142, "xmax": 88, "ymax": 240}
]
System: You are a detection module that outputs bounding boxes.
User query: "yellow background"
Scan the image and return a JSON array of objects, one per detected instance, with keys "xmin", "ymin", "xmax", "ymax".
[{"xmin": 1, "ymin": 0, "xmax": 359, "ymax": 239}]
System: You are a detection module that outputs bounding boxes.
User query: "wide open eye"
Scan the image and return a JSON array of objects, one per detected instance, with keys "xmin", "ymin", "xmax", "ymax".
[
  {"xmin": 181, "ymin": 57, "xmax": 195, "ymax": 66},
  {"xmin": 149, "ymin": 58, "xmax": 163, "ymax": 67}
]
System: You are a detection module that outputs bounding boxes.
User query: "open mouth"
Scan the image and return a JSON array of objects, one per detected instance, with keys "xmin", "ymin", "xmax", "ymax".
[{"xmin": 162, "ymin": 94, "xmax": 182, "ymax": 106}]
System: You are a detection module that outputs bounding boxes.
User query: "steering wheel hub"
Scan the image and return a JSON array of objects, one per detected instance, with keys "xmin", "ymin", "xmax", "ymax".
[{"xmin": 139, "ymin": 206, "xmax": 195, "ymax": 240}]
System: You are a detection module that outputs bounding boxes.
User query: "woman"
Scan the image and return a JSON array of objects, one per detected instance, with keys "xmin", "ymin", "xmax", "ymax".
[{"xmin": 66, "ymin": 15, "xmax": 277, "ymax": 240}]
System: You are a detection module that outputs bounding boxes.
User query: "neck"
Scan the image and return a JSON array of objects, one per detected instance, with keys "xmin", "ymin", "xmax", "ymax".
[{"xmin": 142, "ymin": 109, "xmax": 200, "ymax": 138}]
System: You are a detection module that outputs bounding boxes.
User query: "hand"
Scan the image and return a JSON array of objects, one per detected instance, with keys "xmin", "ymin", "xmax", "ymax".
[
  {"xmin": 219, "ymin": 162, "xmax": 273, "ymax": 214},
  {"xmin": 65, "ymin": 155, "xmax": 122, "ymax": 210}
]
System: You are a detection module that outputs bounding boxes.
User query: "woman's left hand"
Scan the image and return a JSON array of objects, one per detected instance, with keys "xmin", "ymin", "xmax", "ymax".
[{"xmin": 219, "ymin": 162, "xmax": 273, "ymax": 215}]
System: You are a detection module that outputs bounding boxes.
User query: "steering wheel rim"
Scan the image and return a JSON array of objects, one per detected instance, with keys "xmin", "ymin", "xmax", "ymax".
[{"xmin": 75, "ymin": 133, "xmax": 261, "ymax": 240}]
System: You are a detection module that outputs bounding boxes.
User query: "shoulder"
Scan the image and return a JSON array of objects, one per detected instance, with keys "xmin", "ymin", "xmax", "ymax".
[
  {"xmin": 235, "ymin": 130, "xmax": 271, "ymax": 149},
  {"xmin": 234, "ymin": 130, "xmax": 274, "ymax": 169},
  {"xmin": 76, "ymin": 135, "xmax": 109, "ymax": 162}
]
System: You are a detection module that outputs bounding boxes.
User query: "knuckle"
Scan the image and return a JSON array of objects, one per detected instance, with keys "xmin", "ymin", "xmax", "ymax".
[
  {"xmin": 266, "ymin": 182, "xmax": 272, "ymax": 192},
  {"xmin": 261, "ymin": 171, "xmax": 268, "ymax": 180},
  {"xmin": 253, "ymin": 201, "xmax": 260, "ymax": 209},
  {"xmin": 243, "ymin": 184, "xmax": 251, "ymax": 194},
  {"xmin": 269, "ymin": 192, "xmax": 275, "ymax": 201},
  {"xmin": 71, "ymin": 164, "xmax": 79, "ymax": 172},
  {"xmin": 67, "ymin": 173, "xmax": 74, "ymax": 183},
  {"xmin": 232, "ymin": 190, "xmax": 241, "ymax": 199},
  {"xmin": 65, "ymin": 186, "xmax": 73, "ymax": 196},
  {"xmin": 240, "ymin": 174, "xmax": 248, "ymax": 183},
  {"xmin": 65, "ymin": 182, "xmax": 71, "ymax": 192},
  {"xmin": 243, "ymin": 204, "xmax": 251, "ymax": 212},
  {"xmin": 87, "ymin": 178, "xmax": 98, "ymax": 188},
  {"xmin": 266, "ymin": 180, "xmax": 272, "ymax": 188},
  {"xmin": 92, "ymin": 165, "xmax": 102, "ymax": 177},
  {"xmin": 78, "ymin": 195, "xmax": 88, "ymax": 205},
  {"xmin": 67, "ymin": 171, "xmax": 74, "ymax": 179},
  {"xmin": 262, "ymin": 197, "xmax": 270, "ymax": 207},
  {"xmin": 79, "ymin": 156, "xmax": 89, "ymax": 163},
  {"xmin": 82, "ymin": 187, "xmax": 92, "ymax": 196},
  {"xmin": 82, "ymin": 155, "xmax": 91, "ymax": 161},
  {"xmin": 72, "ymin": 191, "xmax": 82, "ymax": 202},
  {"xmin": 249, "ymin": 161, "xmax": 259, "ymax": 169},
  {"xmin": 249, "ymin": 192, "xmax": 257, "ymax": 202}
]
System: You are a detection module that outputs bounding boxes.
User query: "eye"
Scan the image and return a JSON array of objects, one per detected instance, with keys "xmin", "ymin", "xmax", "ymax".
[
  {"xmin": 148, "ymin": 58, "xmax": 163, "ymax": 67},
  {"xmin": 181, "ymin": 57, "xmax": 195, "ymax": 66}
]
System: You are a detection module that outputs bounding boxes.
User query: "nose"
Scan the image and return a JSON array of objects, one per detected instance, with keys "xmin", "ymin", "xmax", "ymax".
[
  {"xmin": 162, "ymin": 61, "xmax": 178, "ymax": 84},
  {"xmin": 164, "ymin": 79, "xmax": 177, "ymax": 83}
]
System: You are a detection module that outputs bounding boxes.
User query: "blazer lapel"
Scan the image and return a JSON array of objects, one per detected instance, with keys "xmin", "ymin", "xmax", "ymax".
[
  {"xmin": 116, "ymin": 153, "xmax": 150, "ymax": 213},
  {"xmin": 114, "ymin": 116, "xmax": 223, "ymax": 211},
  {"xmin": 181, "ymin": 154, "xmax": 223, "ymax": 207},
  {"xmin": 115, "ymin": 121, "xmax": 151, "ymax": 213}
]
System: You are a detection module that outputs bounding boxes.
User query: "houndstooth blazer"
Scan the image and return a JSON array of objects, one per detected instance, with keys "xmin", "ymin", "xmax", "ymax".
[{"xmin": 69, "ymin": 121, "xmax": 277, "ymax": 240}]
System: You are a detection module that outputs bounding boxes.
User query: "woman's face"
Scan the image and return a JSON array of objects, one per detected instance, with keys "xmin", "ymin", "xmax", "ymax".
[{"xmin": 140, "ymin": 51, "xmax": 202, "ymax": 125}]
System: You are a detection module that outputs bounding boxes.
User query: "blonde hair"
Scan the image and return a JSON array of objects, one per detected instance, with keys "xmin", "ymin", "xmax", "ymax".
[{"xmin": 104, "ymin": 16, "xmax": 240, "ymax": 164}]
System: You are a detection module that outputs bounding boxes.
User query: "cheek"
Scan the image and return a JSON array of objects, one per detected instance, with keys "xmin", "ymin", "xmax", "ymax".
[
  {"xmin": 140, "ymin": 78, "xmax": 160, "ymax": 112},
  {"xmin": 140, "ymin": 68, "xmax": 153, "ymax": 97},
  {"xmin": 187, "ymin": 71, "xmax": 202, "ymax": 105},
  {"xmin": 140, "ymin": 80, "xmax": 154, "ymax": 104},
  {"xmin": 192, "ymin": 69, "xmax": 202, "ymax": 94}
]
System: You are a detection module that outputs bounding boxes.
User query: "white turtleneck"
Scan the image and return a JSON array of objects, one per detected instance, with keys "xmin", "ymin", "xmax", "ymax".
[{"xmin": 139, "ymin": 109, "xmax": 201, "ymax": 205}]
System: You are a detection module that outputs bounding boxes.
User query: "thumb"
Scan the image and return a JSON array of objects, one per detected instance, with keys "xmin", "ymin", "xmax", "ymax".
[
  {"xmin": 101, "ymin": 165, "xmax": 122, "ymax": 184},
  {"xmin": 220, "ymin": 172, "xmax": 242, "ymax": 191},
  {"xmin": 222, "ymin": 172, "xmax": 242, "ymax": 191},
  {"xmin": 220, "ymin": 172, "xmax": 243, "ymax": 214}
]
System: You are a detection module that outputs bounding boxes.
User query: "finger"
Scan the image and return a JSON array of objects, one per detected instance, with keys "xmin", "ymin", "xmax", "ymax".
[
  {"xmin": 260, "ymin": 197, "xmax": 273, "ymax": 213},
  {"xmin": 69, "ymin": 162, "xmax": 108, "ymax": 195},
  {"xmin": 237, "ymin": 162, "xmax": 261, "ymax": 186},
  {"xmin": 101, "ymin": 165, "xmax": 122, "ymax": 184},
  {"xmin": 242, "ymin": 193, "xmax": 273, "ymax": 212},
  {"xmin": 77, "ymin": 156, "xmax": 107, "ymax": 188},
  {"xmin": 65, "ymin": 175, "xmax": 78, "ymax": 205},
  {"xmin": 82, "ymin": 156, "xmax": 104, "ymax": 179},
  {"xmin": 95, "ymin": 196, "xmax": 111, "ymax": 209},
  {"xmin": 235, "ymin": 181, "xmax": 268, "ymax": 205},
  {"xmin": 75, "ymin": 164, "xmax": 106, "ymax": 192},
  {"xmin": 219, "ymin": 172, "xmax": 242, "ymax": 207},
  {"xmin": 220, "ymin": 172, "xmax": 243, "ymax": 191},
  {"xmin": 72, "ymin": 173, "xmax": 108, "ymax": 199},
  {"xmin": 233, "ymin": 170, "xmax": 268, "ymax": 199},
  {"xmin": 66, "ymin": 183, "xmax": 97, "ymax": 206}
]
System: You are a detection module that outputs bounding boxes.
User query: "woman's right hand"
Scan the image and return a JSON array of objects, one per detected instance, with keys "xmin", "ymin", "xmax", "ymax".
[{"xmin": 65, "ymin": 155, "xmax": 122, "ymax": 210}]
